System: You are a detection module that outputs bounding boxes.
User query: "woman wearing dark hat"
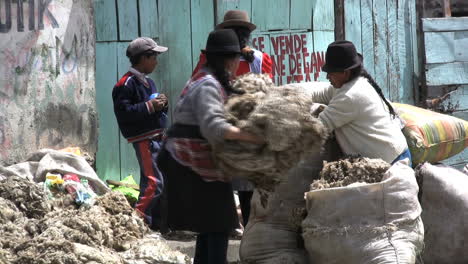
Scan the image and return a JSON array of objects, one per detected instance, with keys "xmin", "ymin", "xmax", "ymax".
[
  {"xmin": 157, "ymin": 29, "xmax": 263, "ymax": 264},
  {"xmin": 306, "ymin": 40, "xmax": 411, "ymax": 165},
  {"xmin": 192, "ymin": 9, "xmax": 273, "ymax": 234}
]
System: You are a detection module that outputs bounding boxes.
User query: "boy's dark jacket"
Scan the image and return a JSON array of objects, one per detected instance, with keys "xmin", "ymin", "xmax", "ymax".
[{"xmin": 112, "ymin": 72, "xmax": 167, "ymax": 143}]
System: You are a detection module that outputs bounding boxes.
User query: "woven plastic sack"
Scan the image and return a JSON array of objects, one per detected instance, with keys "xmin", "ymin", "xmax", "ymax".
[
  {"xmin": 240, "ymin": 140, "xmax": 341, "ymax": 264},
  {"xmin": 393, "ymin": 103, "xmax": 468, "ymax": 165},
  {"xmin": 416, "ymin": 163, "xmax": 468, "ymax": 263},
  {"xmin": 302, "ymin": 160, "xmax": 424, "ymax": 264}
]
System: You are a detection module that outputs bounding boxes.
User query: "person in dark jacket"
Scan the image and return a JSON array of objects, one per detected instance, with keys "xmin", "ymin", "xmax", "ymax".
[
  {"xmin": 158, "ymin": 29, "xmax": 263, "ymax": 264},
  {"xmin": 112, "ymin": 37, "xmax": 168, "ymax": 230}
]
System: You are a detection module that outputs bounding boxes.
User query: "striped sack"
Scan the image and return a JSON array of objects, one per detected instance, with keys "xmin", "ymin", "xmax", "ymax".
[{"xmin": 393, "ymin": 103, "xmax": 468, "ymax": 165}]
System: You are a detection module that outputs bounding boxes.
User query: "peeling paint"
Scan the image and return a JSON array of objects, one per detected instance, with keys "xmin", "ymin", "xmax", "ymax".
[{"xmin": 0, "ymin": 0, "xmax": 96, "ymax": 165}]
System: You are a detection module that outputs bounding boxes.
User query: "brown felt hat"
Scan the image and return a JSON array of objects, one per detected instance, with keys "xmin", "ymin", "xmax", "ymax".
[{"xmin": 216, "ymin": 10, "xmax": 256, "ymax": 32}]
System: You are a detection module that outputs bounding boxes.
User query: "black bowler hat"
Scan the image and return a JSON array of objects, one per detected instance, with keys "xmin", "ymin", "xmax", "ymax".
[
  {"xmin": 322, "ymin": 40, "xmax": 363, "ymax": 73},
  {"xmin": 201, "ymin": 29, "xmax": 241, "ymax": 55}
]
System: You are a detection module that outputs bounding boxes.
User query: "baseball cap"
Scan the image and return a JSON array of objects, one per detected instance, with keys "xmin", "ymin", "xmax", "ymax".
[{"xmin": 126, "ymin": 37, "xmax": 168, "ymax": 58}]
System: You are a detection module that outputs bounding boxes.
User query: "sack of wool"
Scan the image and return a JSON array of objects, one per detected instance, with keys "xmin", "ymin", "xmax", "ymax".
[
  {"xmin": 240, "ymin": 140, "xmax": 341, "ymax": 264},
  {"xmin": 302, "ymin": 160, "xmax": 424, "ymax": 264},
  {"xmin": 214, "ymin": 74, "xmax": 329, "ymax": 190},
  {"xmin": 415, "ymin": 163, "xmax": 468, "ymax": 264},
  {"xmin": 393, "ymin": 103, "xmax": 468, "ymax": 165}
]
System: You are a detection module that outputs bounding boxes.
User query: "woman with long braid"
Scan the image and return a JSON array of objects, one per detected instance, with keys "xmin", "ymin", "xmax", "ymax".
[
  {"xmin": 157, "ymin": 29, "xmax": 263, "ymax": 264},
  {"xmin": 306, "ymin": 40, "xmax": 411, "ymax": 166}
]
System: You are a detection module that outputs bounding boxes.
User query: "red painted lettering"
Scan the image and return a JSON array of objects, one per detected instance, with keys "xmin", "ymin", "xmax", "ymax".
[
  {"xmin": 301, "ymin": 34, "xmax": 308, "ymax": 53},
  {"xmin": 271, "ymin": 36, "xmax": 280, "ymax": 54},
  {"xmin": 294, "ymin": 35, "xmax": 302, "ymax": 53},
  {"xmin": 296, "ymin": 53, "xmax": 302, "ymax": 74},
  {"xmin": 289, "ymin": 55, "xmax": 296, "ymax": 75},
  {"xmin": 258, "ymin": 37, "xmax": 265, "ymax": 51},
  {"xmin": 279, "ymin": 36, "xmax": 286, "ymax": 54}
]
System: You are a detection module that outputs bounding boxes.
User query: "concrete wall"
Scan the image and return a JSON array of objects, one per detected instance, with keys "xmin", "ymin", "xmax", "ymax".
[{"xmin": 0, "ymin": 0, "xmax": 96, "ymax": 165}]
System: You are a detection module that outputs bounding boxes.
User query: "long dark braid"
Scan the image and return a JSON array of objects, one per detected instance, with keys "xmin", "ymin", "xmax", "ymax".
[
  {"xmin": 350, "ymin": 66, "xmax": 397, "ymax": 117},
  {"xmin": 205, "ymin": 53, "xmax": 244, "ymax": 95}
]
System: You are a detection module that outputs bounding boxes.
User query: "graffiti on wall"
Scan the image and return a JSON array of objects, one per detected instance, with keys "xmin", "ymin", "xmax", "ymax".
[
  {"xmin": 0, "ymin": 0, "xmax": 59, "ymax": 33},
  {"xmin": 0, "ymin": 0, "xmax": 96, "ymax": 165},
  {"xmin": 252, "ymin": 33, "xmax": 326, "ymax": 85}
]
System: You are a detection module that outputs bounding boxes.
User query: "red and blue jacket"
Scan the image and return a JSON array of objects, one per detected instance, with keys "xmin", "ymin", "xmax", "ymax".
[{"xmin": 112, "ymin": 72, "xmax": 167, "ymax": 143}]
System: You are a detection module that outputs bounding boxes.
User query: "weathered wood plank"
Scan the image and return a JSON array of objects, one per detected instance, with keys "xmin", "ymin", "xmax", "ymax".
[
  {"xmin": 443, "ymin": 0, "xmax": 452, "ymax": 17},
  {"xmin": 423, "ymin": 17, "xmax": 468, "ymax": 32},
  {"xmin": 410, "ymin": 0, "xmax": 420, "ymax": 100},
  {"xmin": 95, "ymin": 42, "xmax": 120, "ymax": 181},
  {"xmin": 373, "ymin": 0, "xmax": 390, "ymax": 98},
  {"xmin": 94, "ymin": 0, "xmax": 118, "ymax": 41},
  {"xmin": 290, "ymin": 0, "xmax": 313, "ymax": 30},
  {"xmin": 313, "ymin": 30, "xmax": 334, "ymax": 82},
  {"xmin": 158, "ymin": 0, "xmax": 192, "ymax": 122},
  {"xmin": 425, "ymin": 31, "xmax": 468, "ymax": 64},
  {"xmin": 334, "ymin": 0, "xmax": 345, "ymax": 40},
  {"xmin": 191, "ymin": 0, "xmax": 215, "ymax": 70},
  {"xmin": 216, "ymin": 0, "xmax": 252, "ymax": 25},
  {"xmin": 139, "ymin": 0, "xmax": 159, "ymax": 38},
  {"xmin": 344, "ymin": 0, "xmax": 362, "ymax": 53},
  {"xmin": 117, "ymin": 0, "xmax": 139, "ymax": 41},
  {"xmin": 312, "ymin": 0, "xmax": 335, "ymax": 31},
  {"xmin": 398, "ymin": 0, "xmax": 415, "ymax": 104},
  {"xmin": 252, "ymin": 0, "xmax": 289, "ymax": 31},
  {"xmin": 426, "ymin": 62, "xmax": 468, "ymax": 86},
  {"xmin": 361, "ymin": 0, "xmax": 375, "ymax": 77},
  {"xmin": 116, "ymin": 42, "xmax": 141, "ymax": 182},
  {"xmin": 387, "ymin": 0, "xmax": 400, "ymax": 101}
]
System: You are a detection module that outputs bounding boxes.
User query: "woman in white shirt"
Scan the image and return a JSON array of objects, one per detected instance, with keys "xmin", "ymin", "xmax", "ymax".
[{"xmin": 307, "ymin": 40, "xmax": 411, "ymax": 166}]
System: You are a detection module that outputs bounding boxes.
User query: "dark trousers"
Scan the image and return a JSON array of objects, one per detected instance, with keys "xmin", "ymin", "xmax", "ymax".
[
  {"xmin": 194, "ymin": 232, "xmax": 229, "ymax": 264},
  {"xmin": 238, "ymin": 190, "xmax": 253, "ymax": 226},
  {"xmin": 132, "ymin": 139, "xmax": 164, "ymax": 228}
]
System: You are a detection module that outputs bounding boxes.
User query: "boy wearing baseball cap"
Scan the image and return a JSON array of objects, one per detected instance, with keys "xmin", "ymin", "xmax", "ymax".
[{"xmin": 112, "ymin": 37, "xmax": 168, "ymax": 230}]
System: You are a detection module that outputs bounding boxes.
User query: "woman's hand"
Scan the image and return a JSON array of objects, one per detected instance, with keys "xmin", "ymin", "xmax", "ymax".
[{"xmin": 224, "ymin": 126, "xmax": 265, "ymax": 144}]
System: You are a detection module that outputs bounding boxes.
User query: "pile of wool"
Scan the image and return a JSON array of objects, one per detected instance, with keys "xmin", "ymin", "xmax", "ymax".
[
  {"xmin": 310, "ymin": 157, "xmax": 391, "ymax": 190},
  {"xmin": 214, "ymin": 73, "xmax": 328, "ymax": 190},
  {"xmin": 0, "ymin": 176, "xmax": 190, "ymax": 264}
]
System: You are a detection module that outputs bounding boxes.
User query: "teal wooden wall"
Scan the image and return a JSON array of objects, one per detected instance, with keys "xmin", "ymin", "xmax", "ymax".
[
  {"xmin": 344, "ymin": 0, "xmax": 419, "ymax": 104},
  {"xmin": 422, "ymin": 17, "xmax": 468, "ymax": 168},
  {"xmin": 94, "ymin": 0, "xmax": 335, "ymax": 182}
]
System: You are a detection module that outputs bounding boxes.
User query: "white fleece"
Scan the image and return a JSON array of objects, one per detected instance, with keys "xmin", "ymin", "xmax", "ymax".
[{"xmin": 304, "ymin": 77, "xmax": 407, "ymax": 163}]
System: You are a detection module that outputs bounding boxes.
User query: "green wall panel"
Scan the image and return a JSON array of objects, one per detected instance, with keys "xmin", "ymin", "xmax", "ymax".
[
  {"xmin": 191, "ymin": 0, "xmax": 215, "ymax": 69},
  {"xmin": 290, "ymin": 0, "xmax": 313, "ymax": 30},
  {"xmin": 158, "ymin": 0, "xmax": 192, "ymax": 122},
  {"xmin": 344, "ymin": 0, "xmax": 362, "ymax": 53},
  {"xmin": 361, "ymin": 0, "xmax": 375, "ymax": 78},
  {"xmin": 139, "ymin": 0, "xmax": 159, "ymax": 38},
  {"xmin": 117, "ymin": 0, "xmax": 139, "ymax": 41},
  {"xmin": 94, "ymin": 0, "xmax": 118, "ymax": 41},
  {"xmin": 373, "ymin": 0, "xmax": 390, "ymax": 98},
  {"xmin": 387, "ymin": 0, "xmax": 399, "ymax": 101},
  {"xmin": 312, "ymin": 0, "xmax": 335, "ymax": 31},
  {"xmin": 398, "ymin": 0, "xmax": 415, "ymax": 103},
  {"xmin": 252, "ymin": 0, "xmax": 289, "ymax": 31},
  {"xmin": 216, "ymin": 0, "xmax": 252, "ymax": 25},
  {"xmin": 116, "ymin": 42, "xmax": 141, "ymax": 182},
  {"xmin": 313, "ymin": 30, "xmax": 334, "ymax": 82},
  {"xmin": 96, "ymin": 42, "xmax": 120, "ymax": 182}
]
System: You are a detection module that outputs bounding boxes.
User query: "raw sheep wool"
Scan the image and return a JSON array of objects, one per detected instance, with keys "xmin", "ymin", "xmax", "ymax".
[
  {"xmin": 214, "ymin": 73, "xmax": 329, "ymax": 190},
  {"xmin": 310, "ymin": 157, "xmax": 391, "ymax": 190}
]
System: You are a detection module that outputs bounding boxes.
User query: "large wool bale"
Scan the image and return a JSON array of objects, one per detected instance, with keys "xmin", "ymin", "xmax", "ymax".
[
  {"xmin": 214, "ymin": 74, "xmax": 328, "ymax": 190},
  {"xmin": 240, "ymin": 140, "xmax": 341, "ymax": 264},
  {"xmin": 302, "ymin": 160, "xmax": 424, "ymax": 264},
  {"xmin": 416, "ymin": 163, "xmax": 468, "ymax": 263}
]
